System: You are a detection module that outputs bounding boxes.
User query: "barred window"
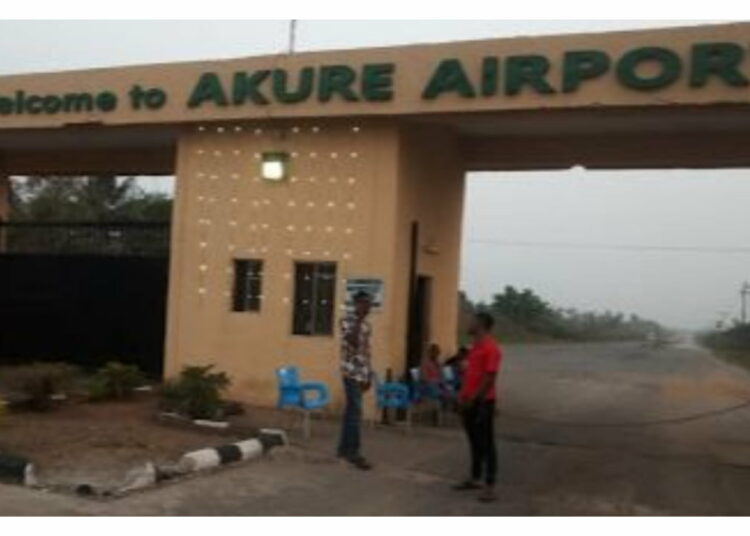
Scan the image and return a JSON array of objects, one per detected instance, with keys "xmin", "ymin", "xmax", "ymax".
[
  {"xmin": 232, "ymin": 259, "xmax": 263, "ymax": 312},
  {"xmin": 292, "ymin": 262, "xmax": 337, "ymax": 336}
]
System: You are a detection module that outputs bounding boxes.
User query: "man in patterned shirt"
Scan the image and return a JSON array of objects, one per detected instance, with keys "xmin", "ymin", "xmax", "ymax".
[{"xmin": 337, "ymin": 290, "xmax": 373, "ymax": 470}]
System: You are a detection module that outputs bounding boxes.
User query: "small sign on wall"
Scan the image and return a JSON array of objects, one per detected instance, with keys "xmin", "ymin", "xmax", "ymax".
[{"xmin": 345, "ymin": 278, "xmax": 384, "ymax": 311}]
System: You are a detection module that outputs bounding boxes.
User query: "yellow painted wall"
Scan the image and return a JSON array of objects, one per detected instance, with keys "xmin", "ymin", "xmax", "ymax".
[
  {"xmin": 165, "ymin": 120, "xmax": 403, "ymax": 412},
  {"xmin": 390, "ymin": 126, "xmax": 464, "ymax": 366},
  {"xmin": 164, "ymin": 120, "xmax": 465, "ymax": 413}
]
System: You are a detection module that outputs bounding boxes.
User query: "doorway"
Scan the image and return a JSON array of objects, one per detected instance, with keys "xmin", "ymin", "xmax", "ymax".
[{"xmin": 406, "ymin": 274, "xmax": 432, "ymax": 374}]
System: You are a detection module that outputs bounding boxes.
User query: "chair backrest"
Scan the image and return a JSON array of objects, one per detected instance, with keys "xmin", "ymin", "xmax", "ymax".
[
  {"xmin": 442, "ymin": 366, "xmax": 455, "ymax": 382},
  {"xmin": 409, "ymin": 367, "xmax": 420, "ymax": 383},
  {"xmin": 276, "ymin": 366, "xmax": 300, "ymax": 389}
]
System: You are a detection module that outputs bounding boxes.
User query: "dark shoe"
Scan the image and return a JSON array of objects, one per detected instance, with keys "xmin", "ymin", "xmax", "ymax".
[
  {"xmin": 348, "ymin": 456, "xmax": 372, "ymax": 470},
  {"xmin": 477, "ymin": 486, "xmax": 497, "ymax": 503},
  {"xmin": 452, "ymin": 480, "xmax": 482, "ymax": 491}
]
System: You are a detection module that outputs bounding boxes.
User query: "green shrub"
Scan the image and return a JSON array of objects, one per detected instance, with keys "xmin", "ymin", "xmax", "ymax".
[
  {"xmin": 0, "ymin": 362, "xmax": 79, "ymax": 411},
  {"xmin": 159, "ymin": 365, "xmax": 231, "ymax": 420},
  {"xmin": 88, "ymin": 361, "xmax": 146, "ymax": 401}
]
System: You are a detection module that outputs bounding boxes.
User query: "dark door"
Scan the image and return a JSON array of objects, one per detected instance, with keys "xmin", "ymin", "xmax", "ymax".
[{"xmin": 406, "ymin": 275, "xmax": 432, "ymax": 373}]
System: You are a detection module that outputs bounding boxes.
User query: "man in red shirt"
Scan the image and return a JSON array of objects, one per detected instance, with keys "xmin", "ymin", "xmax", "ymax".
[{"xmin": 454, "ymin": 312, "xmax": 502, "ymax": 502}]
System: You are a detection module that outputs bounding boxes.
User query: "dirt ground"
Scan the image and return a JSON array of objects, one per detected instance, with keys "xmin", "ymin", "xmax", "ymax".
[
  {"xmin": 0, "ymin": 395, "xmax": 247, "ymax": 490},
  {"xmin": 4, "ymin": 339, "xmax": 750, "ymax": 515}
]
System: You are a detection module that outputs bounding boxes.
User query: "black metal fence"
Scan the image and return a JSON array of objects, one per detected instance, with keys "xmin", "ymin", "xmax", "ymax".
[
  {"xmin": 0, "ymin": 221, "xmax": 171, "ymax": 377},
  {"xmin": 0, "ymin": 221, "xmax": 170, "ymax": 257}
]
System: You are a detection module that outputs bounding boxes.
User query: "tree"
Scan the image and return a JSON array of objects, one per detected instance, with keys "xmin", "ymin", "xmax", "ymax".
[
  {"xmin": 6, "ymin": 176, "xmax": 172, "ymax": 256},
  {"xmin": 10, "ymin": 176, "xmax": 171, "ymax": 222},
  {"xmin": 462, "ymin": 285, "xmax": 666, "ymax": 343}
]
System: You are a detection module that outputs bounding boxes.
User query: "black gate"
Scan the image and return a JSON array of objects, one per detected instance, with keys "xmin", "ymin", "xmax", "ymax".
[{"xmin": 0, "ymin": 222, "xmax": 170, "ymax": 377}]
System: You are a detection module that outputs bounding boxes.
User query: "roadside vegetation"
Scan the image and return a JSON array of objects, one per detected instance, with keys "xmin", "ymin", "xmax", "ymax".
[
  {"xmin": 699, "ymin": 324, "xmax": 750, "ymax": 370},
  {"xmin": 460, "ymin": 286, "xmax": 667, "ymax": 345}
]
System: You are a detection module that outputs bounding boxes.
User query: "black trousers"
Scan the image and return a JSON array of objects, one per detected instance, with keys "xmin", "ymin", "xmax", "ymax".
[{"xmin": 462, "ymin": 400, "xmax": 497, "ymax": 485}]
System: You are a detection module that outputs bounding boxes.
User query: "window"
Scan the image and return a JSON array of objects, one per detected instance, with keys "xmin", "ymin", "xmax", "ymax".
[
  {"xmin": 232, "ymin": 259, "xmax": 263, "ymax": 312},
  {"xmin": 292, "ymin": 262, "xmax": 337, "ymax": 336}
]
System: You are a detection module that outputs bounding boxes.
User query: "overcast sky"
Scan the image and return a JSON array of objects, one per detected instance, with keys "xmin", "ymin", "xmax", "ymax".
[{"xmin": 0, "ymin": 19, "xmax": 745, "ymax": 330}]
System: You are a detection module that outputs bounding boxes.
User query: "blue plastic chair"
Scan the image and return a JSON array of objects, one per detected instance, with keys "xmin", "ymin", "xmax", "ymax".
[
  {"xmin": 373, "ymin": 374, "xmax": 412, "ymax": 430},
  {"xmin": 276, "ymin": 366, "xmax": 330, "ymax": 438},
  {"xmin": 410, "ymin": 366, "xmax": 445, "ymax": 426}
]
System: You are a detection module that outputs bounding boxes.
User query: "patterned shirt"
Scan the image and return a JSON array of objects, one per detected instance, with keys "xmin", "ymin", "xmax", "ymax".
[{"xmin": 340, "ymin": 313, "xmax": 372, "ymax": 383}]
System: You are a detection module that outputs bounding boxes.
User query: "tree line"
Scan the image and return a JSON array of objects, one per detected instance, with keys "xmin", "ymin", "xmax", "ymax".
[
  {"xmin": 4, "ymin": 176, "xmax": 172, "ymax": 256},
  {"xmin": 460, "ymin": 286, "xmax": 666, "ymax": 343}
]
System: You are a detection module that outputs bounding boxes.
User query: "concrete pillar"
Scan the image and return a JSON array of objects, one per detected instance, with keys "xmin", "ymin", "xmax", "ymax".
[
  {"xmin": 389, "ymin": 125, "xmax": 465, "ymax": 374},
  {"xmin": 161, "ymin": 120, "xmax": 465, "ymax": 416}
]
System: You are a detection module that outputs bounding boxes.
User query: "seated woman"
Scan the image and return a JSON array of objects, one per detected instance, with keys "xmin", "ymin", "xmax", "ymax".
[
  {"xmin": 418, "ymin": 343, "xmax": 443, "ymax": 401},
  {"xmin": 444, "ymin": 346, "xmax": 468, "ymax": 393}
]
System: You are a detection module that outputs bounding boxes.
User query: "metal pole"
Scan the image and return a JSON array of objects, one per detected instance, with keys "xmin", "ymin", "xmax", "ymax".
[
  {"xmin": 742, "ymin": 282, "xmax": 750, "ymax": 324},
  {"xmin": 288, "ymin": 20, "xmax": 298, "ymax": 55}
]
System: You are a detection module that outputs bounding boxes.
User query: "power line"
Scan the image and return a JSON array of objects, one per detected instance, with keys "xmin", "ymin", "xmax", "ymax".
[
  {"xmin": 742, "ymin": 282, "xmax": 750, "ymax": 324},
  {"xmin": 466, "ymin": 239, "xmax": 750, "ymax": 254},
  {"xmin": 288, "ymin": 20, "xmax": 298, "ymax": 55}
]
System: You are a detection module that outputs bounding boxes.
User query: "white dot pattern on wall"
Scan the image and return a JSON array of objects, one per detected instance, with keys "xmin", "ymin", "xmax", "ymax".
[{"xmin": 190, "ymin": 122, "xmax": 365, "ymax": 269}]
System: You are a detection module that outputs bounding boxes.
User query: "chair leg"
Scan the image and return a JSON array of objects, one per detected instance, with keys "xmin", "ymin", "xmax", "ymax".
[{"xmin": 303, "ymin": 411, "xmax": 311, "ymax": 439}]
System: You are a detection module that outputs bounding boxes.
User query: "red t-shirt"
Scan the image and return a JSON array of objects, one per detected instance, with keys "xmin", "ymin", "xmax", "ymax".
[{"xmin": 460, "ymin": 336, "xmax": 502, "ymax": 401}]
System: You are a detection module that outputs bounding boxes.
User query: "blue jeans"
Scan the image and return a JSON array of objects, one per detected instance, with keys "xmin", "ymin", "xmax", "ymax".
[{"xmin": 337, "ymin": 377, "xmax": 363, "ymax": 460}]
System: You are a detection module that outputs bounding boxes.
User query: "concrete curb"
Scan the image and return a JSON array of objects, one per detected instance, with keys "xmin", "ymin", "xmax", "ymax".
[
  {"xmin": 2, "ymin": 429, "xmax": 288, "ymax": 497},
  {"xmin": 114, "ymin": 428, "xmax": 288, "ymax": 495},
  {"xmin": 0, "ymin": 453, "xmax": 37, "ymax": 486}
]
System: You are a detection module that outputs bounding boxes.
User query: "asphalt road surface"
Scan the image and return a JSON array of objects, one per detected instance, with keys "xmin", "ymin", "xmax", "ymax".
[
  {"xmin": 498, "ymin": 337, "xmax": 750, "ymax": 459},
  {"xmin": 4, "ymin": 337, "xmax": 750, "ymax": 515}
]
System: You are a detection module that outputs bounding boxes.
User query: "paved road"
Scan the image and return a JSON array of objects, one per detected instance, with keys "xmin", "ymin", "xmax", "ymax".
[
  {"xmin": 4, "ymin": 338, "xmax": 750, "ymax": 515},
  {"xmin": 499, "ymin": 337, "xmax": 750, "ymax": 459}
]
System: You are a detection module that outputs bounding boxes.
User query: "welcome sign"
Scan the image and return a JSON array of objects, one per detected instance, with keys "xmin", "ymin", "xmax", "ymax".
[{"xmin": 0, "ymin": 41, "xmax": 748, "ymax": 118}]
